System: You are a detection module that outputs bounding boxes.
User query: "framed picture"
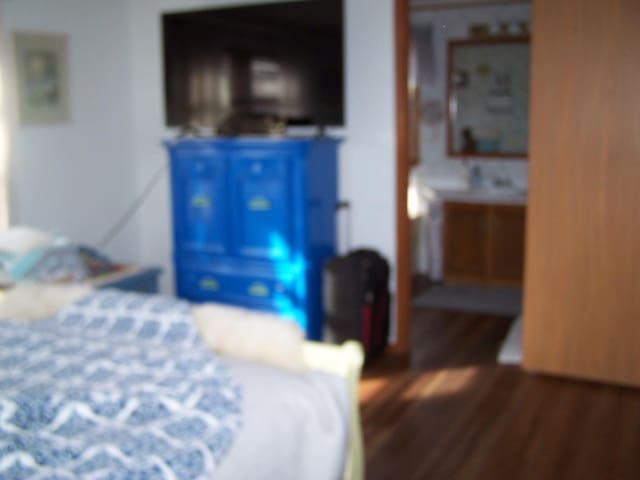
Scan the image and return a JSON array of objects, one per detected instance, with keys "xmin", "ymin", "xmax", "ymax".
[{"xmin": 14, "ymin": 32, "xmax": 70, "ymax": 124}]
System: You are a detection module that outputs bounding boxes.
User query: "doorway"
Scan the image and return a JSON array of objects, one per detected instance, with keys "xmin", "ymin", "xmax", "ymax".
[{"xmin": 395, "ymin": 0, "xmax": 531, "ymax": 367}]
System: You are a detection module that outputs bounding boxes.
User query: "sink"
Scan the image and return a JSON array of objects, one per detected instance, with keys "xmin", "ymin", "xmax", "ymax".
[
  {"xmin": 472, "ymin": 185, "xmax": 527, "ymax": 196},
  {"xmin": 433, "ymin": 186, "xmax": 527, "ymax": 205}
]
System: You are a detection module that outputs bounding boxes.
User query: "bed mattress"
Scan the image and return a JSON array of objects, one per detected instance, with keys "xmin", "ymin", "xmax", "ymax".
[{"xmin": 217, "ymin": 357, "xmax": 349, "ymax": 480}]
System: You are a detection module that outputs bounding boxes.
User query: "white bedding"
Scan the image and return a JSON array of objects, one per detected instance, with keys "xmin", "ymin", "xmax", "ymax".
[{"xmin": 217, "ymin": 358, "xmax": 350, "ymax": 480}]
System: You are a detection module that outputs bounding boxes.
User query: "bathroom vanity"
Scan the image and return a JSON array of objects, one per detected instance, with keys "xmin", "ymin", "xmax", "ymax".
[{"xmin": 440, "ymin": 190, "xmax": 526, "ymax": 287}]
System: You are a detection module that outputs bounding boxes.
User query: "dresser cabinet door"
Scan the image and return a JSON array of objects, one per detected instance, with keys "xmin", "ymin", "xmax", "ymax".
[
  {"xmin": 229, "ymin": 149, "xmax": 296, "ymax": 262},
  {"xmin": 171, "ymin": 147, "xmax": 229, "ymax": 254}
]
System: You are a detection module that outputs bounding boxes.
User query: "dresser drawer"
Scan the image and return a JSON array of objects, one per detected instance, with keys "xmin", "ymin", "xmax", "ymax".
[{"xmin": 176, "ymin": 267, "xmax": 304, "ymax": 321}]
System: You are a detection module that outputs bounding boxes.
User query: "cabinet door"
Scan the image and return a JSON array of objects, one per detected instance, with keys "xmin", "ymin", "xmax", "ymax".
[
  {"xmin": 488, "ymin": 205, "xmax": 526, "ymax": 284},
  {"xmin": 171, "ymin": 147, "xmax": 229, "ymax": 254},
  {"xmin": 443, "ymin": 202, "xmax": 488, "ymax": 282},
  {"xmin": 229, "ymin": 148, "xmax": 296, "ymax": 261}
]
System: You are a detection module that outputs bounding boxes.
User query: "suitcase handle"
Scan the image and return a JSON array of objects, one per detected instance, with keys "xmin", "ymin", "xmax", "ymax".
[{"xmin": 336, "ymin": 200, "xmax": 351, "ymax": 251}]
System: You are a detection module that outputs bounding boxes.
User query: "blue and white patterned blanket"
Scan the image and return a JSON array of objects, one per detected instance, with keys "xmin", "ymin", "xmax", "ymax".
[{"xmin": 0, "ymin": 290, "xmax": 242, "ymax": 479}]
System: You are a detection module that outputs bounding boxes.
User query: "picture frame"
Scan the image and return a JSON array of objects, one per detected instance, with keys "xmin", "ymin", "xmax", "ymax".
[
  {"xmin": 447, "ymin": 37, "xmax": 530, "ymax": 159},
  {"xmin": 14, "ymin": 31, "xmax": 70, "ymax": 125}
]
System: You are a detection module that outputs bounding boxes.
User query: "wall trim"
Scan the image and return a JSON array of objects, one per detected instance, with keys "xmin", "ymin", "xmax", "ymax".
[{"xmin": 392, "ymin": 0, "xmax": 410, "ymax": 353}]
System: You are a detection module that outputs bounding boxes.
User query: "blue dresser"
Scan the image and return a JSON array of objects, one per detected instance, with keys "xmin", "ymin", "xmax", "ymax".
[{"xmin": 165, "ymin": 137, "xmax": 338, "ymax": 340}]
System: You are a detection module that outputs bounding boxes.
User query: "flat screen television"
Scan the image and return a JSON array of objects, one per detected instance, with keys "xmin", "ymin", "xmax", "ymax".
[{"xmin": 162, "ymin": 0, "xmax": 344, "ymax": 129}]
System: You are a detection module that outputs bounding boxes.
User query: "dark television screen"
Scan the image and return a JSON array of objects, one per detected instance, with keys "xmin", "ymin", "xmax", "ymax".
[{"xmin": 162, "ymin": 0, "xmax": 344, "ymax": 128}]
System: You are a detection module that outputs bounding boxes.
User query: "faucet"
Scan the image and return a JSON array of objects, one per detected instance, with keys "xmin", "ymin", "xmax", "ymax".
[{"xmin": 469, "ymin": 164, "xmax": 483, "ymax": 191}]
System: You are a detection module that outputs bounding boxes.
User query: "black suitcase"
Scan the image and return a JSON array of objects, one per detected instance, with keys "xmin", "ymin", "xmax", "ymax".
[{"xmin": 323, "ymin": 249, "xmax": 390, "ymax": 361}]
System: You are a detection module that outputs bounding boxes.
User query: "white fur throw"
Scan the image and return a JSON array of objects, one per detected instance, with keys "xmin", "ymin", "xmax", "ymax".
[
  {"xmin": 192, "ymin": 303, "xmax": 306, "ymax": 372},
  {"xmin": 0, "ymin": 283, "xmax": 93, "ymax": 321}
]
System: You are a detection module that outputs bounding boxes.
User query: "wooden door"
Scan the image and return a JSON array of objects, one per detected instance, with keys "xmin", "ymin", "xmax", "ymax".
[
  {"xmin": 443, "ymin": 202, "xmax": 487, "ymax": 282},
  {"xmin": 523, "ymin": 0, "xmax": 640, "ymax": 386},
  {"xmin": 488, "ymin": 205, "xmax": 526, "ymax": 285}
]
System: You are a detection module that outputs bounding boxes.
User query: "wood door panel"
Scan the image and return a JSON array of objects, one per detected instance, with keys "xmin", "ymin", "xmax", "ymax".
[
  {"xmin": 443, "ymin": 202, "xmax": 487, "ymax": 281},
  {"xmin": 523, "ymin": 0, "xmax": 640, "ymax": 386},
  {"xmin": 489, "ymin": 205, "xmax": 526, "ymax": 283}
]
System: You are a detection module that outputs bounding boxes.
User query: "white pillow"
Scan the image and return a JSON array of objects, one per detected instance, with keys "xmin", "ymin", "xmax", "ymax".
[
  {"xmin": 0, "ymin": 282, "xmax": 93, "ymax": 320},
  {"xmin": 192, "ymin": 303, "xmax": 306, "ymax": 372},
  {"xmin": 0, "ymin": 225, "xmax": 55, "ymax": 256}
]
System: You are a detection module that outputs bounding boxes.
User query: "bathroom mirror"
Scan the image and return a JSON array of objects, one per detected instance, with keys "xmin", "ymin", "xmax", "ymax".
[{"xmin": 447, "ymin": 37, "xmax": 530, "ymax": 158}]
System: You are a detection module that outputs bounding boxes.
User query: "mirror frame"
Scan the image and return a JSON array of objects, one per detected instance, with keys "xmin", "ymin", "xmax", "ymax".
[{"xmin": 447, "ymin": 36, "xmax": 530, "ymax": 159}]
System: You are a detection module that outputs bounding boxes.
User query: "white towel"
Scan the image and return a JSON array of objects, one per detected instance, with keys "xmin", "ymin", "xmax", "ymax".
[
  {"xmin": 192, "ymin": 303, "xmax": 306, "ymax": 371},
  {"xmin": 0, "ymin": 282, "xmax": 93, "ymax": 320}
]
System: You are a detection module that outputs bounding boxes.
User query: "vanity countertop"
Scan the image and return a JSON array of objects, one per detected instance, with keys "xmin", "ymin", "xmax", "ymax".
[{"xmin": 433, "ymin": 188, "xmax": 527, "ymax": 206}]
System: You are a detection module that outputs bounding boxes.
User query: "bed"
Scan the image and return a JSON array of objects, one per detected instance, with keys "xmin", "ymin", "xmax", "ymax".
[{"xmin": 0, "ymin": 289, "xmax": 364, "ymax": 480}]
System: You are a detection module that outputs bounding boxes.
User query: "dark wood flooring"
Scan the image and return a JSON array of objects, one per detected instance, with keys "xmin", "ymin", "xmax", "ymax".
[{"xmin": 359, "ymin": 307, "xmax": 640, "ymax": 480}]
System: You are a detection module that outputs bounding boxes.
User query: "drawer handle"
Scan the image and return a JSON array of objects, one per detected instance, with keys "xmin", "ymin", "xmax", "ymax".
[
  {"xmin": 199, "ymin": 277, "xmax": 219, "ymax": 291},
  {"xmin": 248, "ymin": 196, "xmax": 271, "ymax": 211},
  {"xmin": 248, "ymin": 282, "xmax": 270, "ymax": 297},
  {"xmin": 191, "ymin": 195, "xmax": 211, "ymax": 208}
]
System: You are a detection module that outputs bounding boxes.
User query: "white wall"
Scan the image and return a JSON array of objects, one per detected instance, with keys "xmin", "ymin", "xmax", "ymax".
[
  {"xmin": 0, "ymin": 0, "xmax": 139, "ymax": 262},
  {"xmin": 128, "ymin": 0, "xmax": 397, "ymax": 294},
  {"xmin": 343, "ymin": 0, "xmax": 396, "ymax": 281},
  {"xmin": 0, "ymin": 0, "xmax": 397, "ymax": 299},
  {"xmin": 411, "ymin": 3, "xmax": 531, "ymax": 186}
]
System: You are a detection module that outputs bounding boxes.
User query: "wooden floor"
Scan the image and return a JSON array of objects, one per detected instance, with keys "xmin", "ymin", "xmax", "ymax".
[{"xmin": 359, "ymin": 308, "xmax": 640, "ymax": 480}]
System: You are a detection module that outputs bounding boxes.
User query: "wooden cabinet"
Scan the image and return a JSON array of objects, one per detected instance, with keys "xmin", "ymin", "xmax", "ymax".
[
  {"xmin": 165, "ymin": 138, "xmax": 338, "ymax": 340},
  {"xmin": 443, "ymin": 202, "xmax": 525, "ymax": 286}
]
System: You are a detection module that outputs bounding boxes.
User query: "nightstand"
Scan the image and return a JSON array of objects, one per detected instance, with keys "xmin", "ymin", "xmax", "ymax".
[{"xmin": 89, "ymin": 266, "xmax": 162, "ymax": 294}]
